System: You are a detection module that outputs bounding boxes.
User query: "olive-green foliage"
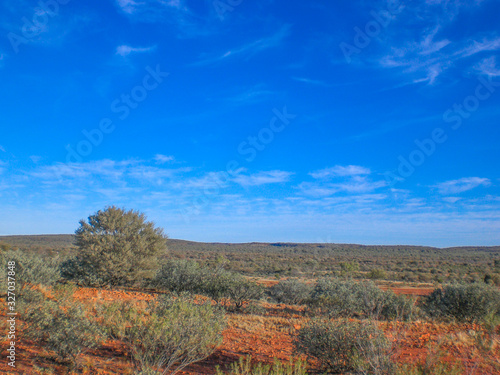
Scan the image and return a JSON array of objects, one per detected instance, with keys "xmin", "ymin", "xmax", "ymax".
[
  {"xmin": 100, "ymin": 295, "xmax": 226, "ymax": 375},
  {"xmin": 203, "ymin": 271, "xmax": 264, "ymax": 310},
  {"xmin": 61, "ymin": 206, "xmax": 167, "ymax": 287},
  {"xmin": 268, "ymin": 279, "xmax": 312, "ymax": 305},
  {"xmin": 216, "ymin": 355, "xmax": 307, "ymax": 375},
  {"xmin": 152, "ymin": 259, "xmax": 204, "ymax": 293},
  {"xmin": 23, "ymin": 285, "xmax": 105, "ymax": 365},
  {"xmin": 368, "ymin": 268, "xmax": 387, "ymax": 280},
  {"xmin": 421, "ymin": 283, "xmax": 500, "ymax": 323},
  {"xmin": 152, "ymin": 259, "xmax": 263, "ymax": 311},
  {"xmin": 0, "ymin": 250, "xmax": 60, "ymax": 293},
  {"xmin": 295, "ymin": 318, "xmax": 393, "ymax": 374},
  {"xmin": 310, "ymin": 278, "xmax": 418, "ymax": 321}
]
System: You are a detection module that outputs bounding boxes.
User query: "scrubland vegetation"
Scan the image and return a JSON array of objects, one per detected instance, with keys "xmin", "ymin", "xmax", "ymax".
[{"xmin": 1, "ymin": 207, "xmax": 500, "ymax": 374}]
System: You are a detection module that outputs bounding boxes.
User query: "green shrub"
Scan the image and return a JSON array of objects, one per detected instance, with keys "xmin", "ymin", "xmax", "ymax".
[
  {"xmin": 151, "ymin": 259, "xmax": 204, "ymax": 293},
  {"xmin": 23, "ymin": 286, "xmax": 105, "ymax": 366},
  {"xmin": 213, "ymin": 274, "xmax": 264, "ymax": 311},
  {"xmin": 62, "ymin": 206, "xmax": 168, "ymax": 287},
  {"xmin": 269, "ymin": 279, "xmax": 312, "ymax": 305},
  {"xmin": 368, "ymin": 268, "xmax": 387, "ymax": 280},
  {"xmin": 216, "ymin": 355, "xmax": 307, "ymax": 375},
  {"xmin": 0, "ymin": 250, "xmax": 60, "ymax": 293},
  {"xmin": 101, "ymin": 295, "xmax": 226, "ymax": 375},
  {"xmin": 310, "ymin": 277, "xmax": 418, "ymax": 320},
  {"xmin": 152, "ymin": 259, "xmax": 263, "ymax": 311},
  {"xmin": 294, "ymin": 318, "xmax": 393, "ymax": 374},
  {"xmin": 421, "ymin": 283, "xmax": 500, "ymax": 323}
]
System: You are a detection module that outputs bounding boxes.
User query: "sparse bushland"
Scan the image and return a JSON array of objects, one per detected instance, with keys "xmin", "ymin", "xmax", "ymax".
[
  {"xmin": 99, "ymin": 295, "xmax": 226, "ymax": 375},
  {"xmin": 309, "ymin": 278, "xmax": 419, "ymax": 321},
  {"xmin": 152, "ymin": 258, "xmax": 264, "ymax": 311},
  {"xmin": 421, "ymin": 283, "xmax": 500, "ymax": 323},
  {"xmin": 0, "ymin": 250, "xmax": 60, "ymax": 293},
  {"xmin": 60, "ymin": 206, "xmax": 168, "ymax": 287},
  {"xmin": 268, "ymin": 279, "xmax": 312, "ymax": 305},
  {"xmin": 22, "ymin": 284, "xmax": 105, "ymax": 367},
  {"xmin": 295, "ymin": 318, "xmax": 394, "ymax": 374},
  {"xmin": 215, "ymin": 355, "xmax": 308, "ymax": 375}
]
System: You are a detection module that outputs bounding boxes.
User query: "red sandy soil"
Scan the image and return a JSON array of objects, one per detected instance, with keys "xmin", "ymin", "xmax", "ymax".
[{"xmin": 1, "ymin": 286, "xmax": 498, "ymax": 374}]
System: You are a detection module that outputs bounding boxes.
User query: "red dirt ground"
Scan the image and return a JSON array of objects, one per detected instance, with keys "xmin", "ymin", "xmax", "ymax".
[{"xmin": 1, "ymin": 286, "xmax": 498, "ymax": 374}]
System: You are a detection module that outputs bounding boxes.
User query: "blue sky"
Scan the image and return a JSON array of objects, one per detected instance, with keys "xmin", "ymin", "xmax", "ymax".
[{"xmin": 1, "ymin": 0, "xmax": 500, "ymax": 246}]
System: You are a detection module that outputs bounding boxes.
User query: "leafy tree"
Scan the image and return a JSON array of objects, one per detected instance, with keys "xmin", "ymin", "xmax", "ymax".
[{"xmin": 61, "ymin": 206, "xmax": 167, "ymax": 287}]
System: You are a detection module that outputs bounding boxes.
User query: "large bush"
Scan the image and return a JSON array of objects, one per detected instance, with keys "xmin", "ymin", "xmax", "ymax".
[
  {"xmin": 61, "ymin": 206, "xmax": 167, "ymax": 287},
  {"xmin": 295, "ymin": 318, "xmax": 393, "ymax": 374},
  {"xmin": 269, "ymin": 279, "xmax": 312, "ymax": 305},
  {"xmin": 100, "ymin": 295, "xmax": 226, "ymax": 375},
  {"xmin": 310, "ymin": 277, "xmax": 418, "ymax": 320},
  {"xmin": 23, "ymin": 285, "xmax": 105, "ymax": 366},
  {"xmin": 421, "ymin": 283, "xmax": 500, "ymax": 323}
]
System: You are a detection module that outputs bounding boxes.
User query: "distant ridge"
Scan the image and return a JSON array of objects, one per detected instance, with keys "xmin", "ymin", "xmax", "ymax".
[{"xmin": 1, "ymin": 234, "xmax": 499, "ymax": 255}]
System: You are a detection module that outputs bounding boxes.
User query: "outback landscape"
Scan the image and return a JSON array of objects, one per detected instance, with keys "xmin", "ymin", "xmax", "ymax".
[
  {"xmin": 2, "ymin": 0, "xmax": 500, "ymax": 374},
  {"xmin": 1, "ymin": 207, "xmax": 500, "ymax": 374}
]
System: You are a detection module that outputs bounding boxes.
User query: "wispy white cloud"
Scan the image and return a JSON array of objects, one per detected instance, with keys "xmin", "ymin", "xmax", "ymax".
[
  {"xmin": 434, "ymin": 177, "xmax": 491, "ymax": 195},
  {"xmin": 154, "ymin": 154, "xmax": 174, "ymax": 164},
  {"xmin": 299, "ymin": 177, "xmax": 386, "ymax": 197},
  {"xmin": 474, "ymin": 56, "xmax": 500, "ymax": 77},
  {"xmin": 116, "ymin": 0, "xmax": 140, "ymax": 14},
  {"xmin": 374, "ymin": 1, "xmax": 499, "ymax": 84},
  {"xmin": 220, "ymin": 85, "xmax": 276, "ymax": 105},
  {"xmin": 114, "ymin": 0, "xmax": 213, "ymax": 38},
  {"xmin": 0, "ymin": 145, "xmax": 5, "ymax": 152},
  {"xmin": 192, "ymin": 25, "xmax": 291, "ymax": 66},
  {"xmin": 29, "ymin": 155, "xmax": 41, "ymax": 163},
  {"xmin": 292, "ymin": 77, "xmax": 331, "ymax": 87},
  {"xmin": 233, "ymin": 170, "xmax": 293, "ymax": 187},
  {"xmin": 310, "ymin": 165, "xmax": 371, "ymax": 179},
  {"xmin": 116, "ymin": 44, "xmax": 155, "ymax": 56}
]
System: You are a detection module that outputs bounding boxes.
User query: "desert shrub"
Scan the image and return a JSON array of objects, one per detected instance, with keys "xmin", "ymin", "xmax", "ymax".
[
  {"xmin": 102, "ymin": 295, "xmax": 226, "ymax": 375},
  {"xmin": 61, "ymin": 206, "xmax": 167, "ymax": 287},
  {"xmin": 241, "ymin": 301, "xmax": 267, "ymax": 315},
  {"xmin": 368, "ymin": 268, "xmax": 387, "ymax": 280},
  {"xmin": 216, "ymin": 274, "xmax": 264, "ymax": 311},
  {"xmin": 310, "ymin": 277, "xmax": 418, "ymax": 320},
  {"xmin": 23, "ymin": 286, "xmax": 105, "ymax": 366},
  {"xmin": 152, "ymin": 260, "xmax": 263, "ymax": 311},
  {"xmin": 295, "ymin": 318, "xmax": 393, "ymax": 374},
  {"xmin": 151, "ymin": 259, "xmax": 204, "ymax": 293},
  {"xmin": 0, "ymin": 250, "xmax": 60, "ymax": 293},
  {"xmin": 269, "ymin": 279, "xmax": 312, "ymax": 305},
  {"xmin": 421, "ymin": 283, "xmax": 500, "ymax": 323},
  {"xmin": 216, "ymin": 355, "xmax": 307, "ymax": 375}
]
